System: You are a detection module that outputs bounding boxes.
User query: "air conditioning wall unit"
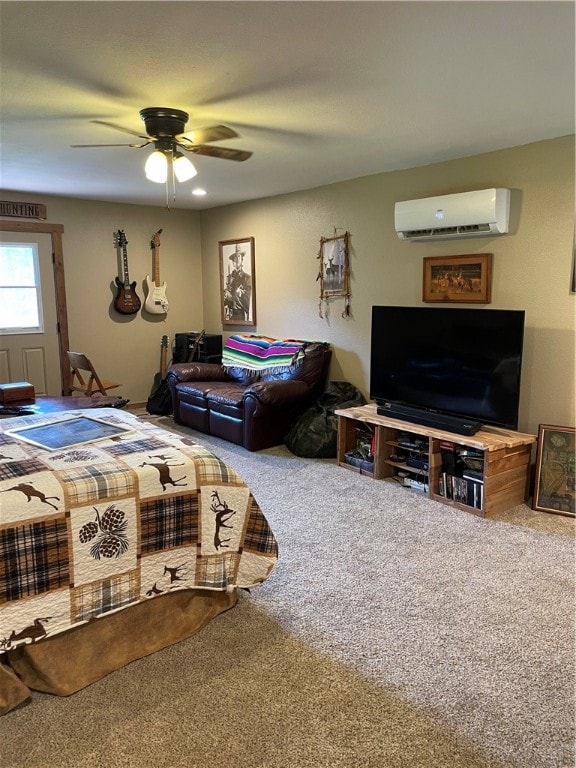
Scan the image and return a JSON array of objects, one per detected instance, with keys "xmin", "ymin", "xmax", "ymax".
[{"xmin": 395, "ymin": 188, "xmax": 511, "ymax": 242}]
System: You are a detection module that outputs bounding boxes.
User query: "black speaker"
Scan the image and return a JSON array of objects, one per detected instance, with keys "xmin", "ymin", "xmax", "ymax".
[{"xmin": 173, "ymin": 333, "xmax": 222, "ymax": 364}]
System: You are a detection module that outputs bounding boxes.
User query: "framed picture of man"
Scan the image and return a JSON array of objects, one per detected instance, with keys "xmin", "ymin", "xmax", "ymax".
[{"xmin": 219, "ymin": 237, "xmax": 256, "ymax": 326}]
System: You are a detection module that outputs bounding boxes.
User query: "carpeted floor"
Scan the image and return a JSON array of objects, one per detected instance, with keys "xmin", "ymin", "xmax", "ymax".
[{"xmin": 1, "ymin": 415, "xmax": 574, "ymax": 768}]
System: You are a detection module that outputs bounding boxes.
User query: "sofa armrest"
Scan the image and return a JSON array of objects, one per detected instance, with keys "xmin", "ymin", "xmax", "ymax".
[
  {"xmin": 167, "ymin": 363, "xmax": 228, "ymax": 385},
  {"xmin": 245, "ymin": 379, "xmax": 309, "ymax": 407}
]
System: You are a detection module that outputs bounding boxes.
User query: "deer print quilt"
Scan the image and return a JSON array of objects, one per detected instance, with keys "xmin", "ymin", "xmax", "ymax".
[{"xmin": 0, "ymin": 408, "xmax": 277, "ymax": 652}]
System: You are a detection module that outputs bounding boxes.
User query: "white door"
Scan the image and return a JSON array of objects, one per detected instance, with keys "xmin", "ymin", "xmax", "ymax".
[{"xmin": 0, "ymin": 231, "xmax": 62, "ymax": 394}]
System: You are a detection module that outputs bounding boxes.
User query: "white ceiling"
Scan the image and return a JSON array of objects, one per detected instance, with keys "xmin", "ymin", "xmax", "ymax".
[{"xmin": 1, "ymin": 1, "xmax": 574, "ymax": 211}]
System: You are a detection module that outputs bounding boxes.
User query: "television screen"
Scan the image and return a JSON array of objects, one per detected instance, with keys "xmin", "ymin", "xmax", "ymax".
[{"xmin": 370, "ymin": 306, "xmax": 525, "ymax": 431}]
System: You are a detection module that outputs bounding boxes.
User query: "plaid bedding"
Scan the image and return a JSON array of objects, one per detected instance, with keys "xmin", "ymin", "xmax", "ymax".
[{"xmin": 0, "ymin": 409, "xmax": 277, "ymax": 651}]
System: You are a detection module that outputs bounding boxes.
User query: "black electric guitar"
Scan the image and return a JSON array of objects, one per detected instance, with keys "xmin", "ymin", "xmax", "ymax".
[
  {"xmin": 114, "ymin": 230, "xmax": 141, "ymax": 315},
  {"xmin": 146, "ymin": 335, "xmax": 172, "ymax": 415}
]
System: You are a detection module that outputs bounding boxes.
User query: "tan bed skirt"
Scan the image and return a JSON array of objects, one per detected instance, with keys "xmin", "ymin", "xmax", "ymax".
[{"xmin": 1, "ymin": 588, "xmax": 237, "ymax": 715}]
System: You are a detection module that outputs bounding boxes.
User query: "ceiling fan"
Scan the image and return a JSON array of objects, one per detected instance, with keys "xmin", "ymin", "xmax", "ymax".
[{"xmin": 72, "ymin": 107, "xmax": 252, "ymax": 184}]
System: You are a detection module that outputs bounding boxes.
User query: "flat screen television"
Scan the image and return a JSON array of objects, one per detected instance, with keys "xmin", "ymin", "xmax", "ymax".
[{"xmin": 370, "ymin": 306, "xmax": 525, "ymax": 435}]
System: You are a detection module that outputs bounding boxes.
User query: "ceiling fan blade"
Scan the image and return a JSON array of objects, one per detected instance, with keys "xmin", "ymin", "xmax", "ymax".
[
  {"xmin": 183, "ymin": 144, "xmax": 253, "ymax": 162},
  {"xmin": 71, "ymin": 141, "xmax": 151, "ymax": 148},
  {"xmin": 177, "ymin": 124, "xmax": 239, "ymax": 144},
  {"xmin": 92, "ymin": 120, "xmax": 151, "ymax": 140}
]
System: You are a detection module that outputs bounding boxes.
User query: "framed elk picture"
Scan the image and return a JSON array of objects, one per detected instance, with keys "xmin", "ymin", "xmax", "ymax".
[
  {"xmin": 318, "ymin": 233, "xmax": 350, "ymax": 298},
  {"xmin": 423, "ymin": 253, "xmax": 492, "ymax": 303}
]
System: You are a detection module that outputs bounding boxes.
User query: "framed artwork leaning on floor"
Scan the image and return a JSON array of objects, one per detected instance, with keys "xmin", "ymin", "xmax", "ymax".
[{"xmin": 532, "ymin": 424, "xmax": 575, "ymax": 517}]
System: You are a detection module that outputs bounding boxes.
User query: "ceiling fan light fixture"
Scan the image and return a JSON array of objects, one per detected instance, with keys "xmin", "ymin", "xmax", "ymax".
[
  {"xmin": 173, "ymin": 152, "xmax": 197, "ymax": 182},
  {"xmin": 145, "ymin": 150, "xmax": 168, "ymax": 183}
]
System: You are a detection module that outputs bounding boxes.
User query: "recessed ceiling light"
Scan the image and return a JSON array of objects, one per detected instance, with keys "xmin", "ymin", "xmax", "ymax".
[{"xmin": 192, "ymin": 188, "xmax": 207, "ymax": 196}]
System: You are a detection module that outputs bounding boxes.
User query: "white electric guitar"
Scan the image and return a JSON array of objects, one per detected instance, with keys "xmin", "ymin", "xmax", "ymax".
[{"xmin": 144, "ymin": 228, "xmax": 169, "ymax": 314}]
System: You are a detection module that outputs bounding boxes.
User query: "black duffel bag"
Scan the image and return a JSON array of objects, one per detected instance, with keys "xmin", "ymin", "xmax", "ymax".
[{"xmin": 284, "ymin": 380, "xmax": 366, "ymax": 458}]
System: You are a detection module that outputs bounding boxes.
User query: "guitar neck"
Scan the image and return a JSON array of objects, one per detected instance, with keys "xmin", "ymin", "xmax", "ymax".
[
  {"xmin": 122, "ymin": 245, "xmax": 130, "ymax": 286},
  {"xmin": 153, "ymin": 245, "xmax": 161, "ymax": 287}
]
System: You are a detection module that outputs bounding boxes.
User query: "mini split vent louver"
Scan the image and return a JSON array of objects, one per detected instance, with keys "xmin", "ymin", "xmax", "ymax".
[{"xmin": 395, "ymin": 188, "xmax": 511, "ymax": 242}]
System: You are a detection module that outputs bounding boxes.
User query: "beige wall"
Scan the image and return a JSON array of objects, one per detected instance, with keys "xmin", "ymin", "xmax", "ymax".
[
  {"xmin": 2, "ymin": 135, "xmax": 574, "ymax": 433},
  {"xmin": 1, "ymin": 195, "xmax": 203, "ymax": 403},
  {"xmin": 200, "ymin": 136, "xmax": 575, "ymax": 435}
]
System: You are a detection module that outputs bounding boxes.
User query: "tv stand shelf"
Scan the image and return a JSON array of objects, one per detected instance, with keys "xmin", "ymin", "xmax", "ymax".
[{"xmin": 335, "ymin": 403, "xmax": 537, "ymax": 518}]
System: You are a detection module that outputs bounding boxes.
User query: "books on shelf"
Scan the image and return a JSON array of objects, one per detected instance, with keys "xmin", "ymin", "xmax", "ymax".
[
  {"xmin": 439, "ymin": 472, "xmax": 483, "ymax": 510},
  {"xmin": 436, "ymin": 442, "xmax": 484, "ymax": 509}
]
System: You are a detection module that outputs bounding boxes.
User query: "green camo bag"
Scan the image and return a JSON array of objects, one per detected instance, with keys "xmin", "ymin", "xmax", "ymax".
[{"xmin": 284, "ymin": 381, "xmax": 366, "ymax": 458}]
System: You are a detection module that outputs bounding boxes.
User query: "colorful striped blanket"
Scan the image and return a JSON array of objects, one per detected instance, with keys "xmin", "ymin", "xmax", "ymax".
[{"xmin": 222, "ymin": 335, "xmax": 308, "ymax": 371}]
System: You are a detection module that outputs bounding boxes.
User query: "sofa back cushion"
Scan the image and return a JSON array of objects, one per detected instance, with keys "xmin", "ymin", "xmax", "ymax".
[
  {"xmin": 261, "ymin": 342, "xmax": 331, "ymax": 393},
  {"xmin": 224, "ymin": 366, "xmax": 260, "ymax": 386}
]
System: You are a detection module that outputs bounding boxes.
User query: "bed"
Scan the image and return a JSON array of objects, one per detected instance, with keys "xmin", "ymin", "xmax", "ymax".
[{"xmin": 0, "ymin": 408, "xmax": 278, "ymax": 714}]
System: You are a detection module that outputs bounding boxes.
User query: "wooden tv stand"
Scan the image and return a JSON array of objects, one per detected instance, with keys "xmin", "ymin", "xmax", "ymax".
[{"xmin": 335, "ymin": 404, "xmax": 537, "ymax": 518}]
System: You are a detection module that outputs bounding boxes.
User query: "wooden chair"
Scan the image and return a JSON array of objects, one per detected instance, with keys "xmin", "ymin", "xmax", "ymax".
[{"xmin": 67, "ymin": 352, "xmax": 121, "ymax": 397}]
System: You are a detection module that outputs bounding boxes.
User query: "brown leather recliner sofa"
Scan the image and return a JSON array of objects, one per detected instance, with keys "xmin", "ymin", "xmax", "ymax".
[{"xmin": 166, "ymin": 339, "xmax": 331, "ymax": 451}]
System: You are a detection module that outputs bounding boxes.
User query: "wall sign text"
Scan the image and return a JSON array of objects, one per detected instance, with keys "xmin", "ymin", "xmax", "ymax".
[{"xmin": 0, "ymin": 200, "xmax": 47, "ymax": 219}]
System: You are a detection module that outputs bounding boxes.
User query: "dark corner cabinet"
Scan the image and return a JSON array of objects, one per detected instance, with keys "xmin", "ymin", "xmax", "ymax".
[
  {"xmin": 336, "ymin": 403, "xmax": 537, "ymax": 518},
  {"xmin": 173, "ymin": 332, "xmax": 223, "ymax": 365}
]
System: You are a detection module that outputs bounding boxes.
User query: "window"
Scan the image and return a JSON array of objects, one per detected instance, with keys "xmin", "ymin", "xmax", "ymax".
[{"xmin": 0, "ymin": 243, "xmax": 44, "ymax": 334}]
